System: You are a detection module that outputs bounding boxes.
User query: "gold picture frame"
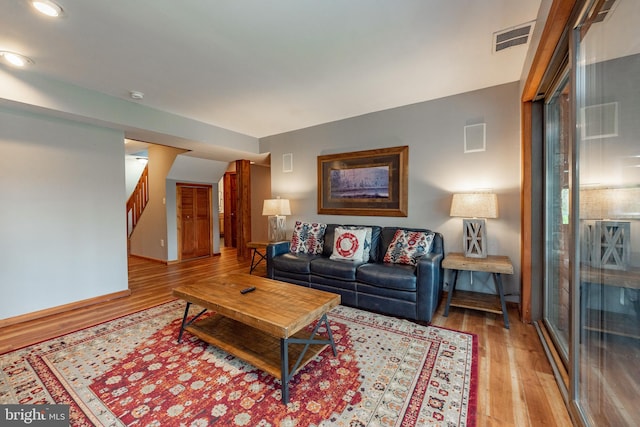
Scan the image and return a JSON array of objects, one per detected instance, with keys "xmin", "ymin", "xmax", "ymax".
[{"xmin": 317, "ymin": 146, "xmax": 408, "ymax": 216}]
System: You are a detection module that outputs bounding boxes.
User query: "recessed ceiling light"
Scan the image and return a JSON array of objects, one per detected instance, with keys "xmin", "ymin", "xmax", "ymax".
[
  {"xmin": 0, "ymin": 51, "xmax": 34, "ymax": 67},
  {"xmin": 31, "ymin": 0, "xmax": 64, "ymax": 17}
]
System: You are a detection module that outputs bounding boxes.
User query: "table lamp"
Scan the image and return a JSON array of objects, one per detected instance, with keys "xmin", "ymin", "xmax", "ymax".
[
  {"xmin": 580, "ymin": 187, "xmax": 632, "ymax": 270},
  {"xmin": 262, "ymin": 197, "xmax": 291, "ymax": 242},
  {"xmin": 450, "ymin": 192, "xmax": 498, "ymax": 258}
]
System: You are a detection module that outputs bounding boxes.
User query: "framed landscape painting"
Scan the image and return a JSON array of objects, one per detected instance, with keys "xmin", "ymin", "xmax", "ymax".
[{"xmin": 317, "ymin": 146, "xmax": 408, "ymax": 216}]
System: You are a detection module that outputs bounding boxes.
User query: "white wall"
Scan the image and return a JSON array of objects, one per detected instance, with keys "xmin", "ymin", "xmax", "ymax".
[
  {"xmin": 0, "ymin": 107, "xmax": 128, "ymax": 319},
  {"xmin": 125, "ymin": 155, "xmax": 147, "ymax": 197},
  {"xmin": 0, "ymin": 68, "xmax": 259, "ymax": 158},
  {"xmin": 261, "ymin": 82, "xmax": 522, "ymax": 299}
]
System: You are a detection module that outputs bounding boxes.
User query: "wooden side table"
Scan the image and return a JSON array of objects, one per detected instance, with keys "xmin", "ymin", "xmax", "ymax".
[
  {"xmin": 580, "ymin": 265, "xmax": 640, "ymax": 339},
  {"xmin": 247, "ymin": 241, "xmax": 269, "ymax": 274},
  {"xmin": 443, "ymin": 252, "xmax": 513, "ymax": 329}
]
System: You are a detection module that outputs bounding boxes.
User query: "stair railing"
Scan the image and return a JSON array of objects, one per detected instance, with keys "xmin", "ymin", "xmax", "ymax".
[{"xmin": 126, "ymin": 165, "xmax": 149, "ymax": 237}]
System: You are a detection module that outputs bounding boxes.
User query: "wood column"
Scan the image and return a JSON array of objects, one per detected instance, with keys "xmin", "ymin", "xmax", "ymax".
[{"xmin": 236, "ymin": 159, "xmax": 252, "ymax": 259}]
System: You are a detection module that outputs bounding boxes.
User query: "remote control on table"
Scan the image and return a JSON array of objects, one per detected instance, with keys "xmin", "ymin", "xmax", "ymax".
[{"xmin": 240, "ymin": 286, "xmax": 256, "ymax": 294}]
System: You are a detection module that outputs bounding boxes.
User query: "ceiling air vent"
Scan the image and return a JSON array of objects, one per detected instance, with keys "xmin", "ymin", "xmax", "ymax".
[
  {"xmin": 493, "ymin": 21, "xmax": 535, "ymax": 53},
  {"xmin": 592, "ymin": 0, "xmax": 617, "ymax": 23}
]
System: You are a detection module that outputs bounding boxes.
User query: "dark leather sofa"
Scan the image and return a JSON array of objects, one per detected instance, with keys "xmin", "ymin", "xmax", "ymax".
[{"xmin": 266, "ymin": 224, "xmax": 444, "ymax": 322}]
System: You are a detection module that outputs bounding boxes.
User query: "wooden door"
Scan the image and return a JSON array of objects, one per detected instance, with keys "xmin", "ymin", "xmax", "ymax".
[
  {"xmin": 178, "ymin": 184, "xmax": 212, "ymax": 260},
  {"xmin": 223, "ymin": 172, "xmax": 238, "ymax": 247}
]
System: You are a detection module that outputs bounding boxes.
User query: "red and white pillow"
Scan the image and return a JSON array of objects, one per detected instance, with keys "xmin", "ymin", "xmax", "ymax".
[
  {"xmin": 342, "ymin": 226, "xmax": 373, "ymax": 262},
  {"xmin": 330, "ymin": 227, "xmax": 368, "ymax": 262},
  {"xmin": 383, "ymin": 230, "xmax": 435, "ymax": 266},
  {"xmin": 290, "ymin": 221, "xmax": 327, "ymax": 254}
]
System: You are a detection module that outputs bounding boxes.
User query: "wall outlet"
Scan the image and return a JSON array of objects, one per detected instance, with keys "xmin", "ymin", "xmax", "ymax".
[{"xmin": 160, "ymin": 239, "xmax": 165, "ymax": 247}]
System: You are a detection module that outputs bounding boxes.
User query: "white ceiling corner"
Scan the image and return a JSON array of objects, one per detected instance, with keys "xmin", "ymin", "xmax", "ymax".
[{"xmin": 4, "ymin": 0, "xmax": 542, "ymax": 159}]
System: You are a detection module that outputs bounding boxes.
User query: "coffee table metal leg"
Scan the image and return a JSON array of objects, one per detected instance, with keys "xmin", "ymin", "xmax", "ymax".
[
  {"xmin": 279, "ymin": 314, "xmax": 338, "ymax": 404},
  {"xmin": 322, "ymin": 315, "xmax": 338, "ymax": 356},
  {"xmin": 177, "ymin": 302, "xmax": 192, "ymax": 343},
  {"xmin": 177, "ymin": 302, "xmax": 208, "ymax": 343},
  {"xmin": 280, "ymin": 338, "xmax": 290, "ymax": 404}
]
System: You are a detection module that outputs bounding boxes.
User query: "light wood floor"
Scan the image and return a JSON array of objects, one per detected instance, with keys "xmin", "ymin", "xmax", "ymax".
[{"xmin": 0, "ymin": 248, "xmax": 573, "ymax": 426}]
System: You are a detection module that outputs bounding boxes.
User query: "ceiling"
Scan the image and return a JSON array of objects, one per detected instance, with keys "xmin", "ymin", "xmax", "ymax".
[{"xmin": 3, "ymin": 0, "xmax": 542, "ymax": 141}]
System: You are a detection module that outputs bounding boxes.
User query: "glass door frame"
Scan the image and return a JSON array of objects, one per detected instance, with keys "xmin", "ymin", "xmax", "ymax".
[
  {"xmin": 568, "ymin": 1, "xmax": 629, "ymax": 425},
  {"xmin": 542, "ymin": 67, "xmax": 572, "ymax": 370},
  {"xmin": 535, "ymin": 1, "xmax": 620, "ymax": 425}
]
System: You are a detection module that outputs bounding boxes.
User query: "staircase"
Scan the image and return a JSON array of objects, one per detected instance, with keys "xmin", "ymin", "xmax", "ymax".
[{"xmin": 126, "ymin": 165, "xmax": 149, "ymax": 239}]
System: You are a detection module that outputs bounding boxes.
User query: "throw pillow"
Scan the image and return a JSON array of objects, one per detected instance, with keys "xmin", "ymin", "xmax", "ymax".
[
  {"xmin": 341, "ymin": 226, "xmax": 373, "ymax": 262},
  {"xmin": 290, "ymin": 221, "xmax": 327, "ymax": 254},
  {"xmin": 330, "ymin": 227, "xmax": 368, "ymax": 262},
  {"xmin": 383, "ymin": 229, "xmax": 435, "ymax": 266}
]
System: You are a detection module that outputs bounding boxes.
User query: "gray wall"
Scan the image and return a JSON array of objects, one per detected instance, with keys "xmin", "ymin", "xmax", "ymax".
[
  {"xmin": 261, "ymin": 82, "xmax": 522, "ymax": 298},
  {"xmin": 251, "ymin": 164, "xmax": 273, "ymax": 243},
  {"xmin": 580, "ymin": 54, "xmax": 640, "ymax": 189},
  {"xmin": 0, "ymin": 107, "xmax": 128, "ymax": 319}
]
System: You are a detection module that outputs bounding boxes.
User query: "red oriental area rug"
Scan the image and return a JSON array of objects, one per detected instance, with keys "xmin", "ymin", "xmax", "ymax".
[{"xmin": 0, "ymin": 301, "xmax": 477, "ymax": 426}]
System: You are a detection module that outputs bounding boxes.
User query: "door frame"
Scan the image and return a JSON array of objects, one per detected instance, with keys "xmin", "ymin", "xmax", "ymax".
[{"xmin": 521, "ymin": 0, "xmax": 576, "ymax": 323}]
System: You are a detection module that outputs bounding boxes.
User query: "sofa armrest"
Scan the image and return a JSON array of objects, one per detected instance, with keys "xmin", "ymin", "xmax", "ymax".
[
  {"xmin": 415, "ymin": 252, "xmax": 444, "ymax": 322},
  {"xmin": 266, "ymin": 241, "xmax": 290, "ymax": 279}
]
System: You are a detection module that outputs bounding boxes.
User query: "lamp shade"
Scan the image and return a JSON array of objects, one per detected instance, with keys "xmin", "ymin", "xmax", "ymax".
[
  {"xmin": 450, "ymin": 193, "xmax": 498, "ymax": 218},
  {"xmin": 262, "ymin": 198, "xmax": 291, "ymax": 216},
  {"xmin": 580, "ymin": 187, "xmax": 640, "ymax": 219}
]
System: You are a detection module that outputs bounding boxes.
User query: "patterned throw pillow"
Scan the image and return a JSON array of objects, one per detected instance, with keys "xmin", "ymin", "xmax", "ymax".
[
  {"xmin": 330, "ymin": 227, "xmax": 368, "ymax": 262},
  {"xmin": 341, "ymin": 226, "xmax": 373, "ymax": 262},
  {"xmin": 290, "ymin": 221, "xmax": 327, "ymax": 254},
  {"xmin": 383, "ymin": 229, "xmax": 435, "ymax": 266}
]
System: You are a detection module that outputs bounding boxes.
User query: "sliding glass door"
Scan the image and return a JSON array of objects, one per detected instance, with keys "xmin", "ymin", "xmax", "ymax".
[
  {"xmin": 575, "ymin": 1, "xmax": 640, "ymax": 425},
  {"xmin": 540, "ymin": 1, "xmax": 640, "ymax": 426}
]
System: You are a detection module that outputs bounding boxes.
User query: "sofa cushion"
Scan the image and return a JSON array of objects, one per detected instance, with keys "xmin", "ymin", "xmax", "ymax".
[
  {"xmin": 356, "ymin": 262, "xmax": 417, "ymax": 291},
  {"xmin": 383, "ymin": 229, "xmax": 435, "ymax": 266},
  {"xmin": 323, "ymin": 224, "xmax": 381, "ymax": 261},
  {"xmin": 330, "ymin": 227, "xmax": 368, "ymax": 262},
  {"xmin": 366, "ymin": 226, "xmax": 383, "ymax": 262},
  {"xmin": 380, "ymin": 227, "xmax": 431, "ymax": 254},
  {"xmin": 341, "ymin": 226, "xmax": 373, "ymax": 262},
  {"xmin": 311, "ymin": 257, "xmax": 361, "ymax": 281},
  {"xmin": 290, "ymin": 221, "xmax": 326, "ymax": 254},
  {"xmin": 272, "ymin": 252, "xmax": 319, "ymax": 274}
]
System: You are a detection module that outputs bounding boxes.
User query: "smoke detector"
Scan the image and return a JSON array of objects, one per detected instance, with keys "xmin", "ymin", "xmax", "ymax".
[{"xmin": 129, "ymin": 91, "xmax": 144, "ymax": 100}]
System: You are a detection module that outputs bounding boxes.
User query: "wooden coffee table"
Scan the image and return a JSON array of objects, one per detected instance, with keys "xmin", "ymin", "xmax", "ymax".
[{"xmin": 172, "ymin": 273, "xmax": 341, "ymax": 404}]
